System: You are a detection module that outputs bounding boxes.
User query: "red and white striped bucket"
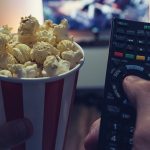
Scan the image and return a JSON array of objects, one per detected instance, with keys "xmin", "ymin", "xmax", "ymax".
[{"xmin": 0, "ymin": 44, "xmax": 84, "ymax": 150}]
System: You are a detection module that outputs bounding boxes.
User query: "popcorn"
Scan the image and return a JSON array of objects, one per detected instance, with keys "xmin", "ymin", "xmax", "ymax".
[
  {"xmin": 53, "ymin": 19, "xmax": 69, "ymax": 42},
  {"xmin": 61, "ymin": 49, "xmax": 83, "ymax": 68},
  {"xmin": 42, "ymin": 55, "xmax": 59, "ymax": 76},
  {"xmin": 43, "ymin": 55, "xmax": 70, "ymax": 77},
  {"xmin": 0, "ymin": 33, "xmax": 8, "ymax": 52},
  {"xmin": 18, "ymin": 15, "xmax": 40, "ymax": 46},
  {"xmin": 0, "ymin": 15, "xmax": 83, "ymax": 78},
  {"xmin": 40, "ymin": 20, "xmax": 55, "ymax": 30},
  {"xmin": 56, "ymin": 58, "xmax": 70, "ymax": 75},
  {"xmin": 57, "ymin": 39, "xmax": 78, "ymax": 52},
  {"xmin": 0, "ymin": 69, "xmax": 12, "ymax": 77},
  {"xmin": 9, "ymin": 61, "xmax": 39, "ymax": 78},
  {"xmin": 0, "ymin": 52, "xmax": 17, "ymax": 69},
  {"xmin": 0, "ymin": 25, "xmax": 12, "ymax": 41},
  {"xmin": 12, "ymin": 44, "xmax": 31, "ymax": 63},
  {"xmin": 36, "ymin": 30, "xmax": 56, "ymax": 46},
  {"xmin": 30, "ymin": 41, "xmax": 60, "ymax": 64}
]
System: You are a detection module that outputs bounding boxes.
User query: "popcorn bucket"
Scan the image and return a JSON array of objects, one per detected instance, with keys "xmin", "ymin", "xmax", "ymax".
[{"xmin": 0, "ymin": 44, "xmax": 84, "ymax": 150}]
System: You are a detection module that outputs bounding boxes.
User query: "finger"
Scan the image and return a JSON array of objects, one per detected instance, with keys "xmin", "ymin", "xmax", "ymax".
[
  {"xmin": 123, "ymin": 75, "xmax": 150, "ymax": 150},
  {"xmin": 0, "ymin": 118, "xmax": 33, "ymax": 149},
  {"xmin": 84, "ymin": 118, "xmax": 101, "ymax": 150},
  {"xmin": 123, "ymin": 75, "xmax": 143, "ymax": 105}
]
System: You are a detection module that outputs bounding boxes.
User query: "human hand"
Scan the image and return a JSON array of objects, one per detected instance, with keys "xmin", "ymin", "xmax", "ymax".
[
  {"xmin": 123, "ymin": 75, "xmax": 150, "ymax": 150},
  {"xmin": 84, "ymin": 75, "xmax": 150, "ymax": 150},
  {"xmin": 84, "ymin": 119, "xmax": 100, "ymax": 150},
  {"xmin": 0, "ymin": 118, "xmax": 33, "ymax": 150}
]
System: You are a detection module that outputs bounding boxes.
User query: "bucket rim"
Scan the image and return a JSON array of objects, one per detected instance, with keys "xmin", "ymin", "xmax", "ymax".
[{"xmin": 0, "ymin": 43, "xmax": 85, "ymax": 83}]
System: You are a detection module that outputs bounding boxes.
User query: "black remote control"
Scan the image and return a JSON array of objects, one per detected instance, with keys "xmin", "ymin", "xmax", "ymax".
[{"xmin": 98, "ymin": 18, "xmax": 150, "ymax": 150}]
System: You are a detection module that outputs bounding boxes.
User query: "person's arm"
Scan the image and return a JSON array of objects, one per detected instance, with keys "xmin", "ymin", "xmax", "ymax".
[
  {"xmin": 0, "ymin": 118, "xmax": 33, "ymax": 150},
  {"xmin": 84, "ymin": 75, "xmax": 150, "ymax": 150}
]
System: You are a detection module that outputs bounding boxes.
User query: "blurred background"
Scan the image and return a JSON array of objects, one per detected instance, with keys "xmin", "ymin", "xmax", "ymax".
[{"xmin": 43, "ymin": 0, "xmax": 149, "ymax": 150}]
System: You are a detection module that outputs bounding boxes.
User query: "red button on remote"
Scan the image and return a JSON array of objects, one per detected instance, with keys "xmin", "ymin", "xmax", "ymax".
[{"xmin": 114, "ymin": 52, "xmax": 123, "ymax": 57}]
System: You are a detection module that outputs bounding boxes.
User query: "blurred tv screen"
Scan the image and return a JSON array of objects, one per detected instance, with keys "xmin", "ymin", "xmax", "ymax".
[{"xmin": 43, "ymin": 0, "xmax": 149, "ymax": 46}]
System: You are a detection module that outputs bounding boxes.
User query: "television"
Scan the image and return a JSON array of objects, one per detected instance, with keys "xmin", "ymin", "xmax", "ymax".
[{"xmin": 43, "ymin": 0, "xmax": 149, "ymax": 46}]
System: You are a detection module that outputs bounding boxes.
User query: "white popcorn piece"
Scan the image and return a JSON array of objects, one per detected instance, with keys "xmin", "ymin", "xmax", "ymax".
[
  {"xmin": 0, "ymin": 52, "xmax": 17, "ymax": 69},
  {"xmin": 61, "ymin": 49, "xmax": 83, "ymax": 68},
  {"xmin": 36, "ymin": 30, "xmax": 56, "ymax": 46},
  {"xmin": 57, "ymin": 39, "xmax": 78, "ymax": 52},
  {"xmin": 24, "ymin": 63, "xmax": 39, "ymax": 78},
  {"xmin": 30, "ymin": 41, "xmax": 60, "ymax": 64},
  {"xmin": 0, "ymin": 25, "xmax": 12, "ymax": 41},
  {"xmin": 43, "ymin": 55, "xmax": 70, "ymax": 77},
  {"xmin": 12, "ymin": 44, "xmax": 31, "ymax": 63},
  {"xmin": 0, "ymin": 33, "xmax": 8, "ymax": 52},
  {"xmin": 8, "ymin": 64, "xmax": 26, "ymax": 78},
  {"xmin": 43, "ymin": 55, "xmax": 59, "ymax": 76},
  {"xmin": 40, "ymin": 20, "xmax": 55, "ymax": 30},
  {"xmin": 0, "ymin": 69, "xmax": 12, "ymax": 77},
  {"xmin": 18, "ymin": 15, "xmax": 40, "ymax": 46},
  {"xmin": 9, "ymin": 61, "xmax": 39, "ymax": 78},
  {"xmin": 53, "ymin": 19, "xmax": 69, "ymax": 42},
  {"xmin": 56, "ymin": 59, "xmax": 70, "ymax": 75}
]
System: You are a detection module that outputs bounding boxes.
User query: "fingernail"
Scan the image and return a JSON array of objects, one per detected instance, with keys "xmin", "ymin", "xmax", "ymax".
[{"xmin": 124, "ymin": 75, "xmax": 140, "ymax": 82}]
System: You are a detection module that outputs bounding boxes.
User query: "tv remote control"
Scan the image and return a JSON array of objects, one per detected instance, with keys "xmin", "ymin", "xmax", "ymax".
[{"xmin": 98, "ymin": 18, "xmax": 150, "ymax": 150}]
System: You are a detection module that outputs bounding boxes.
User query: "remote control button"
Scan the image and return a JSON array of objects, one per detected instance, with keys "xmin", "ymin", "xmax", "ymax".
[
  {"xmin": 137, "ymin": 30, "xmax": 145, "ymax": 36},
  {"xmin": 113, "ymin": 42, "xmax": 125, "ymax": 49},
  {"xmin": 114, "ymin": 34, "xmax": 126, "ymax": 41},
  {"xmin": 125, "ymin": 54, "xmax": 135, "ymax": 60},
  {"xmin": 114, "ymin": 52, "xmax": 123, "ymax": 58},
  {"xmin": 122, "ymin": 99, "xmax": 133, "ymax": 107},
  {"xmin": 136, "ymin": 55, "xmax": 145, "ymax": 61},
  {"xmin": 108, "ymin": 147, "xmax": 117, "ymax": 150},
  {"xmin": 144, "ymin": 25, "xmax": 150, "ymax": 30},
  {"xmin": 137, "ymin": 39, "xmax": 145, "ymax": 45},
  {"xmin": 126, "ymin": 30, "xmax": 135, "ymax": 35},
  {"xmin": 112, "ymin": 84, "xmax": 121, "ymax": 98},
  {"xmin": 127, "ymin": 38, "xmax": 134, "ymax": 43},
  {"xmin": 146, "ymin": 31, "xmax": 150, "ymax": 37},
  {"xmin": 116, "ymin": 21, "xmax": 128, "ymax": 27},
  {"xmin": 122, "ymin": 136, "xmax": 133, "ymax": 146},
  {"xmin": 147, "ymin": 57, "xmax": 150, "ymax": 62},
  {"xmin": 107, "ymin": 105, "xmax": 120, "ymax": 113},
  {"xmin": 122, "ymin": 113, "xmax": 132, "ymax": 120},
  {"xmin": 129, "ymin": 126, "xmax": 135, "ymax": 135},
  {"xmin": 137, "ymin": 47, "xmax": 145, "ymax": 52},
  {"xmin": 147, "ymin": 41, "xmax": 150, "ymax": 46},
  {"xmin": 122, "ymin": 125, "xmax": 135, "ymax": 134},
  {"xmin": 126, "ymin": 45, "xmax": 134, "ymax": 50},
  {"xmin": 111, "ymin": 58, "xmax": 121, "ymax": 66},
  {"xmin": 106, "ymin": 92, "xmax": 115, "ymax": 100},
  {"xmin": 105, "ymin": 142, "xmax": 119, "ymax": 150},
  {"xmin": 107, "ymin": 121, "xmax": 120, "ymax": 130},
  {"xmin": 116, "ymin": 28, "xmax": 125, "ymax": 34},
  {"xmin": 122, "ymin": 107, "xmax": 136, "ymax": 122},
  {"xmin": 109, "ymin": 134, "xmax": 118, "ymax": 144},
  {"xmin": 125, "ymin": 64, "xmax": 144, "ymax": 71}
]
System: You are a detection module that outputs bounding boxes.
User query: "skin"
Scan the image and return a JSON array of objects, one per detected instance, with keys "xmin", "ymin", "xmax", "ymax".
[
  {"xmin": 84, "ymin": 76, "xmax": 150, "ymax": 150},
  {"xmin": 0, "ymin": 118, "xmax": 33, "ymax": 150}
]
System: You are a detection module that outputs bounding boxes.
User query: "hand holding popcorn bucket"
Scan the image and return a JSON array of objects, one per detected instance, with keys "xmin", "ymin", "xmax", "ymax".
[
  {"xmin": 0, "ymin": 43, "xmax": 84, "ymax": 150},
  {"xmin": 0, "ymin": 15, "xmax": 84, "ymax": 150}
]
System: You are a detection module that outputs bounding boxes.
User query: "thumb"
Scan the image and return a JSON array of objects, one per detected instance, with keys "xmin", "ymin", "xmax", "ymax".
[
  {"xmin": 84, "ymin": 119, "xmax": 100, "ymax": 150},
  {"xmin": 0, "ymin": 118, "xmax": 33, "ymax": 149},
  {"xmin": 123, "ymin": 75, "xmax": 150, "ymax": 150}
]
